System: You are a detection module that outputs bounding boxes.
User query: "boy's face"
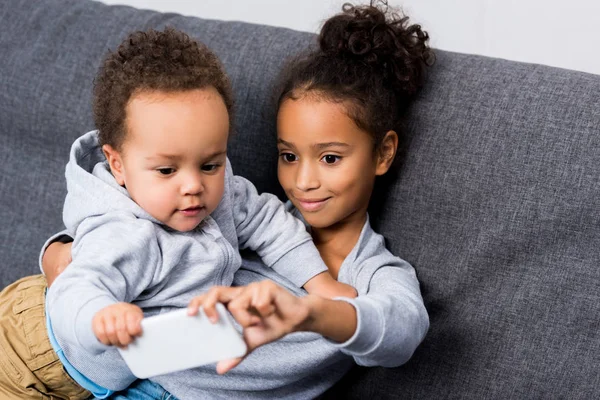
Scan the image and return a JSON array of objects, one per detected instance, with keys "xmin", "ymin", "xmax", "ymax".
[
  {"xmin": 277, "ymin": 97, "xmax": 389, "ymax": 230},
  {"xmin": 104, "ymin": 88, "xmax": 229, "ymax": 232}
]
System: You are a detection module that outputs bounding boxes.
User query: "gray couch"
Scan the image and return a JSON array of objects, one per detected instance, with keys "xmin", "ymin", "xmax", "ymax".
[{"xmin": 1, "ymin": 0, "xmax": 599, "ymax": 398}]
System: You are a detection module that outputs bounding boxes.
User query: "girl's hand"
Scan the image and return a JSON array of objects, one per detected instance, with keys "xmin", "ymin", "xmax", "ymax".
[
  {"xmin": 188, "ymin": 282, "xmax": 310, "ymax": 373},
  {"xmin": 42, "ymin": 241, "xmax": 73, "ymax": 287},
  {"xmin": 188, "ymin": 281, "xmax": 356, "ymax": 374},
  {"xmin": 92, "ymin": 302, "xmax": 144, "ymax": 348}
]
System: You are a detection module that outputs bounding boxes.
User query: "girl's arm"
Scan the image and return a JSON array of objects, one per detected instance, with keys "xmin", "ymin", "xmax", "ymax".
[
  {"xmin": 188, "ymin": 281, "xmax": 358, "ymax": 374},
  {"xmin": 42, "ymin": 241, "xmax": 73, "ymax": 287},
  {"xmin": 191, "ymin": 238, "xmax": 428, "ymax": 373}
]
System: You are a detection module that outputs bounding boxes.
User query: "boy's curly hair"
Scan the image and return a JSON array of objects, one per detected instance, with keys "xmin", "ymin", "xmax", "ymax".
[
  {"xmin": 278, "ymin": 0, "xmax": 434, "ymax": 149},
  {"xmin": 93, "ymin": 27, "xmax": 233, "ymax": 150}
]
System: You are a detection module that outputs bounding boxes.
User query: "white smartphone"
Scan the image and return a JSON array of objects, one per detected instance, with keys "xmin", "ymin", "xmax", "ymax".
[{"xmin": 117, "ymin": 303, "xmax": 247, "ymax": 378}]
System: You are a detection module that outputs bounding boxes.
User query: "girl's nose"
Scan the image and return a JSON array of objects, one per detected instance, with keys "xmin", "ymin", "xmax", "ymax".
[{"xmin": 295, "ymin": 162, "xmax": 320, "ymax": 191}]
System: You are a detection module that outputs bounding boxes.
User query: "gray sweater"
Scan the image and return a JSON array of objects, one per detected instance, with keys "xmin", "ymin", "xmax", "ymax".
[
  {"xmin": 45, "ymin": 131, "xmax": 328, "ymax": 390},
  {"xmin": 152, "ymin": 208, "xmax": 429, "ymax": 399}
]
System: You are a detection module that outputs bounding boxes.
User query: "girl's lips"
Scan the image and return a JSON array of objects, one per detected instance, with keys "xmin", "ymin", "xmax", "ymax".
[{"xmin": 295, "ymin": 198, "xmax": 330, "ymax": 212}]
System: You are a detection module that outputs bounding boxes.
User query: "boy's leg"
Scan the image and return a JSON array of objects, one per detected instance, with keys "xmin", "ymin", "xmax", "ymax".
[
  {"xmin": 0, "ymin": 274, "xmax": 92, "ymax": 400},
  {"xmin": 110, "ymin": 379, "xmax": 179, "ymax": 400}
]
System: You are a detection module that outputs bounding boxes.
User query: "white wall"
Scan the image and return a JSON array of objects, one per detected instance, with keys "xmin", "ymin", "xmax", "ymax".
[{"xmin": 98, "ymin": 0, "xmax": 600, "ymax": 76}]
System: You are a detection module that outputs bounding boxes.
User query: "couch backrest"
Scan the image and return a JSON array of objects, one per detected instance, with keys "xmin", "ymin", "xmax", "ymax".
[{"xmin": 1, "ymin": 0, "xmax": 598, "ymax": 398}]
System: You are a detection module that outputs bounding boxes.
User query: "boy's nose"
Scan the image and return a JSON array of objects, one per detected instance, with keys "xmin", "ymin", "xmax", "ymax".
[{"xmin": 181, "ymin": 172, "xmax": 204, "ymax": 195}]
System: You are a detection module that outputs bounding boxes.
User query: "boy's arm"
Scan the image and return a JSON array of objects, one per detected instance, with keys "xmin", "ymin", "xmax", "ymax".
[{"xmin": 47, "ymin": 215, "xmax": 160, "ymax": 355}]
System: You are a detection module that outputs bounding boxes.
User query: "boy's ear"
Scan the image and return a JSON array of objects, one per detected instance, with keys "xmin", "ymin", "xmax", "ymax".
[
  {"xmin": 102, "ymin": 144, "xmax": 126, "ymax": 185},
  {"xmin": 375, "ymin": 130, "xmax": 398, "ymax": 176}
]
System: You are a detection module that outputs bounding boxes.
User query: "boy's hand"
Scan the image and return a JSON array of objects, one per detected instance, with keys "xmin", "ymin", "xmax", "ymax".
[
  {"xmin": 92, "ymin": 303, "xmax": 143, "ymax": 348},
  {"xmin": 42, "ymin": 242, "xmax": 73, "ymax": 287},
  {"xmin": 302, "ymin": 272, "xmax": 357, "ymax": 299}
]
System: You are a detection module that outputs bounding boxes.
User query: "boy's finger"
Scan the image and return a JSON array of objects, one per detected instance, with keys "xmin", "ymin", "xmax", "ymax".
[
  {"xmin": 126, "ymin": 312, "xmax": 142, "ymax": 337},
  {"xmin": 94, "ymin": 318, "xmax": 109, "ymax": 345},
  {"xmin": 115, "ymin": 315, "xmax": 131, "ymax": 346},
  {"xmin": 105, "ymin": 315, "xmax": 119, "ymax": 346}
]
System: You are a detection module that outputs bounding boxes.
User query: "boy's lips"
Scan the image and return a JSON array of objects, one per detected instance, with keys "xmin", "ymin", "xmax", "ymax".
[
  {"xmin": 295, "ymin": 197, "xmax": 331, "ymax": 212},
  {"xmin": 180, "ymin": 206, "xmax": 203, "ymax": 217}
]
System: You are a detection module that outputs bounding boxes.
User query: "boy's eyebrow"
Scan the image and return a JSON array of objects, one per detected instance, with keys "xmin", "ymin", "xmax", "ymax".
[
  {"xmin": 145, "ymin": 150, "xmax": 227, "ymax": 161},
  {"xmin": 146, "ymin": 154, "xmax": 181, "ymax": 160}
]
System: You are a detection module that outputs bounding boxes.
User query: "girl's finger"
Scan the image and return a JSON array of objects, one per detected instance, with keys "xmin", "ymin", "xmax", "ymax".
[
  {"xmin": 227, "ymin": 293, "xmax": 256, "ymax": 328},
  {"xmin": 196, "ymin": 286, "xmax": 244, "ymax": 322},
  {"xmin": 216, "ymin": 357, "xmax": 244, "ymax": 374},
  {"xmin": 252, "ymin": 284, "xmax": 276, "ymax": 318},
  {"xmin": 202, "ymin": 287, "xmax": 224, "ymax": 322},
  {"xmin": 187, "ymin": 296, "xmax": 205, "ymax": 316}
]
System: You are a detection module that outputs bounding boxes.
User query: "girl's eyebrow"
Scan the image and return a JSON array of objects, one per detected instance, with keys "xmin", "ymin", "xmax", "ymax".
[
  {"xmin": 312, "ymin": 142, "xmax": 350, "ymax": 150},
  {"xmin": 277, "ymin": 139, "xmax": 349, "ymax": 150},
  {"xmin": 277, "ymin": 138, "xmax": 294, "ymax": 147}
]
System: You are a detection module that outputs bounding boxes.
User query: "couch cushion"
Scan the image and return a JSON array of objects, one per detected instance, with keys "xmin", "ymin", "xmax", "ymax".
[{"xmin": 331, "ymin": 51, "xmax": 600, "ymax": 398}]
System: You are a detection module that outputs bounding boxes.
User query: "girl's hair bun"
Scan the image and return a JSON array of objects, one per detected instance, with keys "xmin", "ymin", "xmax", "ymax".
[{"xmin": 319, "ymin": 0, "xmax": 434, "ymax": 96}]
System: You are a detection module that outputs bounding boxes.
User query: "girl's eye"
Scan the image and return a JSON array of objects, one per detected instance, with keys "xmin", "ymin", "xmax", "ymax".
[
  {"xmin": 157, "ymin": 168, "xmax": 175, "ymax": 175},
  {"xmin": 280, "ymin": 153, "xmax": 298, "ymax": 163},
  {"xmin": 322, "ymin": 155, "xmax": 341, "ymax": 164}
]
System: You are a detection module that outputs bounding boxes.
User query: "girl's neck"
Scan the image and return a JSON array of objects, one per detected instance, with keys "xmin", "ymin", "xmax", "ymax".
[{"xmin": 311, "ymin": 212, "xmax": 367, "ymax": 279}]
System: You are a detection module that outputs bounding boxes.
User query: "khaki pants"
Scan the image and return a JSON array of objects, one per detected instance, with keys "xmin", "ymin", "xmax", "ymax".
[{"xmin": 0, "ymin": 275, "xmax": 91, "ymax": 399}]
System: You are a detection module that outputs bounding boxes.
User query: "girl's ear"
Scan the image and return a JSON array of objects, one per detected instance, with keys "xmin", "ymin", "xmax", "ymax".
[
  {"xmin": 375, "ymin": 130, "xmax": 398, "ymax": 176},
  {"xmin": 102, "ymin": 144, "xmax": 126, "ymax": 186}
]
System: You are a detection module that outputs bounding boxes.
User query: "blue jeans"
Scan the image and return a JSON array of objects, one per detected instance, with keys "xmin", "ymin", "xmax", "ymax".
[{"xmin": 108, "ymin": 380, "xmax": 178, "ymax": 400}]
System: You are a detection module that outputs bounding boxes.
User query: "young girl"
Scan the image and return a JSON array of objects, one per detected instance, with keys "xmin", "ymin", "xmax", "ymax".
[{"xmin": 43, "ymin": 1, "xmax": 434, "ymax": 399}]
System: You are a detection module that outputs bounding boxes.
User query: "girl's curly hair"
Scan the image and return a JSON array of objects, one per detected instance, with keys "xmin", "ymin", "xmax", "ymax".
[
  {"xmin": 93, "ymin": 27, "xmax": 233, "ymax": 150},
  {"xmin": 278, "ymin": 0, "xmax": 434, "ymax": 148}
]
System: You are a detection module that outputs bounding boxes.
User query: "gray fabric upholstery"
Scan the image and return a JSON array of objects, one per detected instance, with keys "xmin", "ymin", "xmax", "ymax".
[{"xmin": 1, "ymin": 0, "xmax": 598, "ymax": 398}]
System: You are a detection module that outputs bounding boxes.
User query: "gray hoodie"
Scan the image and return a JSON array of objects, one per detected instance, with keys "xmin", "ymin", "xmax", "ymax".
[
  {"xmin": 152, "ymin": 208, "xmax": 429, "ymax": 399},
  {"xmin": 46, "ymin": 130, "xmax": 328, "ymax": 390}
]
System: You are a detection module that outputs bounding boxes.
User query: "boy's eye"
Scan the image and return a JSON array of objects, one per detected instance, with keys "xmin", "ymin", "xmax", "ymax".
[
  {"xmin": 157, "ymin": 168, "xmax": 175, "ymax": 175},
  {"xmin": 201, "ymin": 164, "xmax": 219, "ymax": 172},
  {"xmin": 321, "ymin": 155, "xmax": 341, "ymax": 164},
  {"xmin": 280, "ymin": 153, "xmax": 297, "ymax": 163}
]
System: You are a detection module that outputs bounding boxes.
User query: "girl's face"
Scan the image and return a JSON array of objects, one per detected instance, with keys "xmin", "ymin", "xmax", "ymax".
[{"xmin": 277, "ymin": 96, "xmax": 393, "ymax": 230}]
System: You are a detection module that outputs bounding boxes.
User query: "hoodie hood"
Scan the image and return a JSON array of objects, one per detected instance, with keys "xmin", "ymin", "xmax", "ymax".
[{"xmin": 63, "ymin": 130, "xmax": 157, "ymax": 232}]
